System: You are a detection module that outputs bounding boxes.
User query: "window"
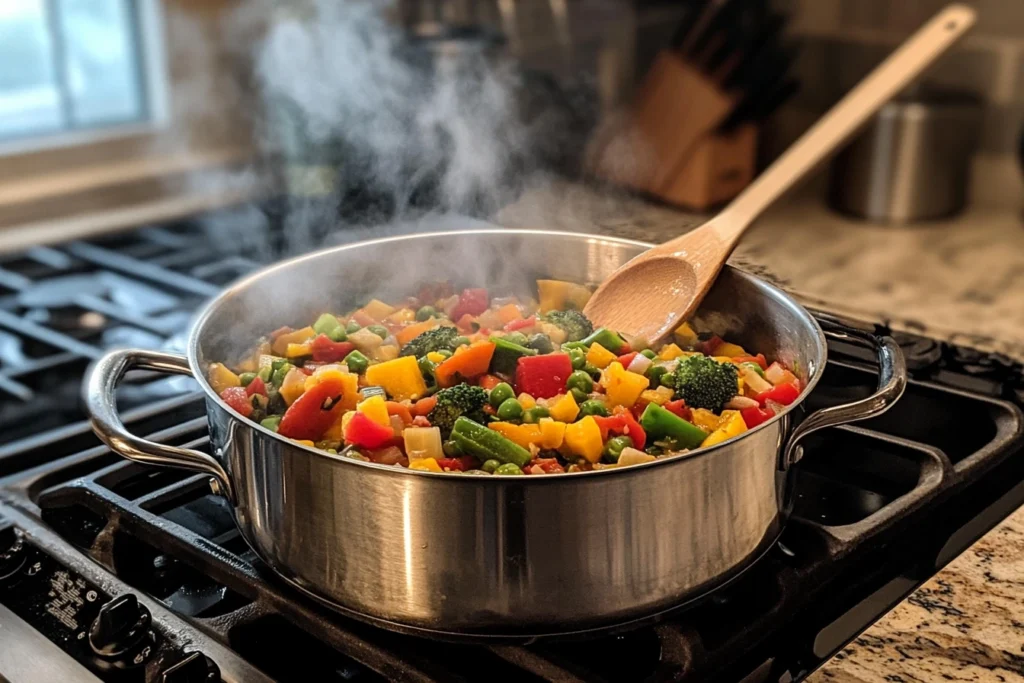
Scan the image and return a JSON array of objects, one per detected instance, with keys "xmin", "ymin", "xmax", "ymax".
[{"xmin": 0, "ymin": 0, "xmax": 164, "ymax": 145}]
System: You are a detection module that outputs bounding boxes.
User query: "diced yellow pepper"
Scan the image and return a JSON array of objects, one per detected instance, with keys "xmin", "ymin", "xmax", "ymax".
[
  {"xmin": 536, "ymin": 279, "xmax": 592, "ymax": 313},
  {"xmin": 538, "ymin": 418, "xmax": 566, "ymax": 449},
  {"xmin": 489, "ymin": 422, "xmax": 542, "ymax": 449},
  {"xmin": 715, "ymin": 342, "xmax": 747, "ymax": 357},
  {"xmin": 604, "ymin": 362, "xmax": 650, "ymax": 408},
  {"xmin": 409, "ymin": 458, "xmax": 443, "ymax": 472},
  {"xmin": 639, "ymin": 389, "xmax": 670, "ymax": 406},
  {"xmin": 361, "ymin": 299, "xmax": 395, "ymax": 321},
  {"xmin": 271, "ymin": 327, "xmax": 316, "ymax": 356},
  {"xmin": 386, "ymin": 308, "xmax": 416, "ymax": 325},
  {"xmin": 305, "ymin": 369, "xmax": 361, "ymax": 410},
  {"xmin": 324, "ymin": 411, "xmax": 345, "ymax": 441},
  {"xmin": 339, "ymin": 410, "xmax": 356, "ymax": 437},
  {"xmin": 207, "ymin": 363, "xmax": 240, "ymax": 394},
  {"xmin": 365, "ymin": 355, "xmax": 428, "ymax": 401},
  {"xmin": 658, "ymin": 343, "xmax": 686, "ymax": 361},
  {"xmin": 371, "ymin": 345, "xmax": 400, "ymax": 362},
  {"xmin": 673, "ymin": 322, "xmax": 698, "ymax": 348},
  {"xmin": 548, "ymin": 393, "xmax": 579, "ymax": 422},
  {"xmin": 357, "ymin": 395, "xmax": 390, "ymax": 427},
  {"xmin": 279, "ymin": 367, "xmax": 307, "ymax": 405},
  {"xmin": 517, "ymin": 393, "xmax": 536, "ymax": 410},
  {"xmin": 563, "ymin": 416, "xmax": 603, "ymax": 463},
  {"xmin": 426, "ymin": 351, "xmax": 446, "ymax": 364},
  {"xmin": 712, "ymin": 356, "xmax": 735, "ymax": 364},
  {"xmin": 292, "ymin": 440, "xmax": 315, "ymax": 448},
  {"xmin": 690, "ymin": 408, "xmax": 722, "ymax": 433},
  {"xmin": 700, "ymin": 410, "xmax": 747, "ymax": 447},
  {"xmin": 586, "ymin": 342, "xmax": 617, "ymax": 369},
  {"xmin": 286, "ymin": 342, "xmax": 312, "ymax": 358}
]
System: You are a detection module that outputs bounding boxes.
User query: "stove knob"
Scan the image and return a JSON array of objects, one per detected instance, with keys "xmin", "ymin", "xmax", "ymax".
[
  {"xmin": 88, "ymin": 593, "xmax": 153, "ymax": 659},
  {"xmin": 161, "ymin": 652, "xmax": 221, "ymax": 683},
  {"xmin": 0, "ymin": 525, "xmax": 26, "ymax": 581}
]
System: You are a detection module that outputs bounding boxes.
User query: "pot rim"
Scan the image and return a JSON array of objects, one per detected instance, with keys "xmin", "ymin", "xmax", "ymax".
[{"xmin": 188, "ymin": 228, "xmax": 828, "ymax": 480}]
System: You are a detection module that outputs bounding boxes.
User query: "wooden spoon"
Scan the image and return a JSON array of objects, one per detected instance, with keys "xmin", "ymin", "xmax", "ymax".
[{"xmin": 584, "ymin": 4, "xmax": 976, "ymax": 343}]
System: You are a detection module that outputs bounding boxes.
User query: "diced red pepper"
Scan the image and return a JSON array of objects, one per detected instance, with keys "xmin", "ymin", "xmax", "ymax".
[
  {"xmin": 478, "ymin": 374, "xmax": 502, "ymax": 391},
  {"xmin": 310, "ymin": 334, "xmax": 356, "ymax": 363},
  {"xmin": 278, "ymin": 378, "xmax": 347, "ymax": 441},
  {"xmin": 663, "ymin": 399, "xmax": 692, "ymax": 422},
  {"xmin": 703, "ymin": 335, "xmax": 724, "ymax": 355},
  {"xmin": 619, "ymin": 343, "xmax": 631, "ymax": 354},
  {"xmin": 527, "ymin": 458, "xmax": 566, "ymax": 474},
  {"xmin": 220, "ymin": 386, "xmax": 253, "ymax": 418},
  {"xmin": 342, "ymin": 411, "xmax": 394, "ymax": 449},
  {"xmin": 733, "ymin": 353, "xmax": 768, "ymax": 370},
  {"xmin": 594, "ymin": 408, "xmax": 647, "ymax": 450},
  {"xmin": 617, "ymin": 352, "xmax": 639, "ymax": 368},
  {"xmin": 741, "ymin": 405, "xmax": 775, "ymax": 429},
  {"xmin": 245, "ymin": 376, "xmax": 267, "ymax": 397},
  {"xmin": 504, "ymin": 316, "xmax": 536, "ymax": 332},
  {"xmin": 436, "ymin": 457, "xmax": 467, "ymax": 472},
  {"xmin": 450, "ymin": 288, "xmax": 489, "ymax": 321},
  {"xmin": 755, "ymin": 382, "xmax": 800, "ymax": 407},
  {"xmin": 515, "ymin": 353, "xmax": 573, "ymax": 399}
]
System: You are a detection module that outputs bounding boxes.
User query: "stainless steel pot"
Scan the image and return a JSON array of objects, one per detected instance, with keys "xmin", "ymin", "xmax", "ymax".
[{"xmin": 86, "ymin": 230, "xmax": 906, "ymax": 639}]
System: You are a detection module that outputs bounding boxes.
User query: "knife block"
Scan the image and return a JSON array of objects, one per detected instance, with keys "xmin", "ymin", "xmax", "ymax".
[{"xmin": 589, "ymin": 50, "xmax": 758, "ymax": 210}]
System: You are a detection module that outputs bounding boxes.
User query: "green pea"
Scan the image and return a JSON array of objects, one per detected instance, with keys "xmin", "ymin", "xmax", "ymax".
[
  {"xmin": 570, "ymin": 387, "xmax": 589, "ymax": 403},
  {"xmin": 453, "ymin": 336, "xmax": 471, "ymax": 348},
  {"xmin": 497, "ymin": 398, "xmax": 523, "ymax": 421},
  {"xmin": 602, "ymin": 435, "xmax": 634, "ymax": 463},
  {"xmin": 238, "ymin": 372, "xmax": 257, "ymax": 387},
  {"xmin": 494, "ymin": 463, "xmax": 524, "ymax": 476},
  {"xmin": 578, "ymin": 400, "xmax": 609, "ymax": 418},
  {"xmin": 583, "ymin": 363, "xmax": 601, "ymax": 379},
  {"xmin": 346, "ymin": 321, "xmax": 362, "ymax": 333},
  {"xmin": 646, "ymin": 365, "xmax": 668, "ymax": 384},
  {"xmin": 313, "ymin": 313, "xmax": 342, "ymax": 337},
  {"xmin": 443, "ymin": 440, "xmax": 464, "ymax": 457},
  {"xmin": 568, "ymin": 348, "xmax": 586, "ymax": 370},
  {"xmin": 522, "ymin": 406, "xmax": 550, "ymax": 423},
  {"xmin": 488, "ymin": 382, "xmax": 515, "ymax": 408},
  {"xmin": 566, "ymin": 370, "xmax": 594, "ymax": 394},
  {"xmin": 257, "ymin": 366, "xmax": 273, "ymax": 383},
  {"xmin": 327, "ymin": 327, "xmax": 348, "ymax": 342},
  {"xmin": 260, "ymin": 416, "xmax": 282, "ymax": 432},
  {"xmin": 416, "ymin": 306, "xmax": 438, "ymax": 321},
  {"xmin": 271, "ymin": 363, "xmax": 294, "ymax": 387},
  {"xmin": 503, "ymin": 331, "xmax": 529, "ymax": 346},
  {"xmin": 482, "ymin": 459, "xmax": 501, "ymax": 473},
  {"xmin": 344, "ymin": 350, "xmax": 370, "ymax": 374},
  {"xmin": 418, "ymin": 356, "xmax": 437, "ymax": 380},
  {"xmin": 660, "ymin": 373, "xmax": 676, "ymax": 388},
  {"xmin": 367, "ymin": 325, "xmax": 389, "ymax": 340},
  {"xmin": 641, "ymin": 349, "xmax": 657, "ymax": 360}
]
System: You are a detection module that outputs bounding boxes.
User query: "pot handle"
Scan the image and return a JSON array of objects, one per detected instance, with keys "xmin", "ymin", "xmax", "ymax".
[
  {"xmin": 783, "ymin": 325, "xmax": 908, "ymax": 468},
  {"xmin": 86, "ymin": 349, "xmax": 235, "ymax": 504}
]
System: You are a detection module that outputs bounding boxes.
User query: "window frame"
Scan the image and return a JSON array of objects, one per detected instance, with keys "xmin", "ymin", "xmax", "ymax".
[{"xmin": 0, "ymin": 0, "xmax": 169, "ymax": 157}]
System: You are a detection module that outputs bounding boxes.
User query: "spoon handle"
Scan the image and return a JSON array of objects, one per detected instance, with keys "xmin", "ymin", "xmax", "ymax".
[{"xmin": 715, "ymin": 3, "xmax": 976, "ymax": 241}]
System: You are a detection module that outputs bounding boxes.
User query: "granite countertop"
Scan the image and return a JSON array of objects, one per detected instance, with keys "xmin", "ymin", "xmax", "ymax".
[
  {"xmin": 497, "ymin": 181, "xmax": 1024, "ymax": 361},
  {"xmin": 499, "ymin": 181, "xmax": 1024, "ymax": 682}
]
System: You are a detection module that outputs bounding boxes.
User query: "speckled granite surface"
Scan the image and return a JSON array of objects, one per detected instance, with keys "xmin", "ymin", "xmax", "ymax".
[{"xmin": 497, "ymin": 181, "xmax": 1024, "ymax": 361}]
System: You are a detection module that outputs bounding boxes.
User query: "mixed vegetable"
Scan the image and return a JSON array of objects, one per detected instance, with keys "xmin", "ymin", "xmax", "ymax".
[{"xmin": 206, "ymin": 280, "xmax": 803, "ymax": 475}]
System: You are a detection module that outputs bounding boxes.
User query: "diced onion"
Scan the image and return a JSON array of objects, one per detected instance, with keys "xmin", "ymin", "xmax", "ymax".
[
  {"xmin": 627, "ymin": 354, "xmax": 653, "ymax": 374},
  {"xmin": 725, "ymin": 395, "xmax": 759, "ymax": 409}
]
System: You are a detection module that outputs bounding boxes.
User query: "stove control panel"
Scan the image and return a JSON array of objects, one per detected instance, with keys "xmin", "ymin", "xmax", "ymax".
[{"xmin": 0, "ymin": 521, "xmax": 220, "ymax": 682}]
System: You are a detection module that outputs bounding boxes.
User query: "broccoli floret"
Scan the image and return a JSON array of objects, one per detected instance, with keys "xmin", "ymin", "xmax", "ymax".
[
  {"xmin": 543, "ymin": 310, "xmax": 594, "ymax": 342},
  {"xmin": 428, "ymin": 384, "xmax": 489, "ymax": 437},
  {"xmin": 400, "ymin": 326, "xmax": 459, "ymax": 358},
  {"xmin": 670, "ymin": 355, "xmax": 739, "ymax": 412}
]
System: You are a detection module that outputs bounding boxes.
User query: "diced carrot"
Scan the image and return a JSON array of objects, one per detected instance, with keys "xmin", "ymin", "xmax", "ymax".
[
  {"xmin": 435, "ymin": 341, "xmax": 496, "ymax": 388},
  {"xmin": 412, "ymin": 395, "xmax": 438, "ymax": 416},
  {"xmin": 386, "ymin": 401, "xmax": 413, "ymax": 425},
  {"xmin": 478, "ymin": 374, "xmax": 502, "ymax": 391},
  {"xmin": 396, "ymin": 318, "xmax": 439, "ymax": 346},
  {"xmin": 496, "ymin": 303, "xmax": 523, "ymax": 324}
]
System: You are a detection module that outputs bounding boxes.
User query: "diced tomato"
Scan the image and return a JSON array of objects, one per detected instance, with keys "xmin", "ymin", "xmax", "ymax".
[
  {"xmin": 594, "ymin": 408, "xmax": 647, "ymax": 450},
  {"xmin": 515, "ymin": 353, "xmax": 573, "ymax": 399},
  {"xmin": 504, "ymin": 316, "xmax": 536, "ymax": 332},
  {"xmin": 220, "ymin": 387, "xmax": 253, "ymax": 418},
  {"xmin": 245, "ymin": 376, "xmax": 267, "ymax": 397},
  {"xmin": 733, "ymin": 353, "xmax": 768, "ymax": 370},
  {"xmin": 663, "ymin": 399, "xmax": 692, "ymax": 422},
  {"xmin": 741, "ymin": 405, "xmax": 775, "ymax": 429},
  {"xmin": 527, "ymin": 458, "xmax": 565, "ymax": 474},
  {"xmin": 278, "ymin": 378, "xmax": 346, "ymax": 441},
  {"xmin": 478, "ymin": 374, "xmax": 502, "ymax": 391},
  {"xmin": 617, "ymin": 352, "xmax": 638, "ymax": 368},
  {"xmin": 436, "ymin": 457, "xmax": 467, "ymax": 472},
  {"xmin": 310, "ymin": 334, "xmax": 356, "ymax": 363},
  {"xmin": 343, "ymin": 411, "xmax": 394, "ymax": 449},
  {"xmin": 450, "ymin": 288, "xmax": 489, "ymax": 322},
  {"xmin": 755, "ymin": 382, "xmax": 800, "ymax": 407}
]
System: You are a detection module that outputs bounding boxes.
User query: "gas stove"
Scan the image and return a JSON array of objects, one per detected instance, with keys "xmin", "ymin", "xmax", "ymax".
[{"xmin": 1, "ymin": 214, "xmax": 1023, "ymax": 682}]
